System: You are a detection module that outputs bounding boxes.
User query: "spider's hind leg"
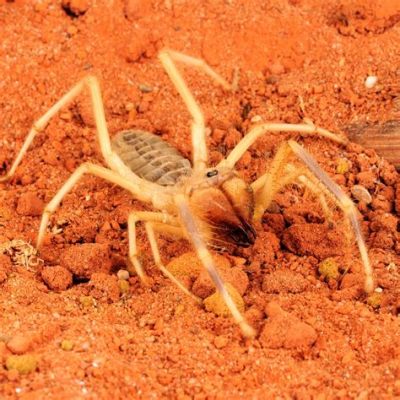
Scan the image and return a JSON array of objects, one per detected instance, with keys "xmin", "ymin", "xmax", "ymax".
[{"xmin": 251, "ymin": 141, "xmax": 373, "ymax": 294}]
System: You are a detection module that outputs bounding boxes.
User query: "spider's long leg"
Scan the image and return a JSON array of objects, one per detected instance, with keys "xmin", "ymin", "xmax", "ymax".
[
  {"xmin": 37, "ymin": 162, "xmax": 153, "ymax": 248},
  {"xmin": 158, "ymin": 49, "xmax": 237, "ymax": 172},
  {"xmin": 287, "ymin": 140, "xmax": 373, "ymax": 293},
  {"xmin": 251, "ymin": 141, "xmax": 373, "ymax": 293},
  {"xmin": 219, "ymin": 122, "xmax": 349, "ymax": 170},
  {"xmin": 127, "ymin": 211, "xmax": 183, "ymax": 283},
  {"xmin": 144, "ymin": 222, "xmax": 201, "ymax": 303},
  {"xmin": 0, "ymin": 76, "xmax": 143, "ymax": 186},
  {"xmin": 174, "ymin": 193, "xmax": 255, "ymax": 338}
]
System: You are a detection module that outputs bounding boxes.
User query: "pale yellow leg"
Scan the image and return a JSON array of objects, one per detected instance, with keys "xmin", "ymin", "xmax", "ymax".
[
  {"xmin": 158, "ymin": 49, "xmax": 237, "ymax": 172},
  {"xmin": 219, "ymin": 122, "xmax": 349, "ymax": 170},
  {"xmin": 174, "ymin": 193, "xmax": 255, "ymax": 338},
  {"xmin": 127, "ymin": 211, "xmax": 179, "ymax": 284},
  {"xmin": 250, "ymin": 141, "xmax": 373, "ymax": 293},
  {"xmin": 0, "ymin": 76, "xmax": 147, "ymax": 188},
  {"xmin": 144, "ymin": 222, "xmax": 201, "ymax": 303},
  {"xmin": 37, "ymin": 162, "xmax": 153, "ymax": 248},
  {"xmin": 287, "ymin": 140, "xmax": 373, "ymax": 293}
]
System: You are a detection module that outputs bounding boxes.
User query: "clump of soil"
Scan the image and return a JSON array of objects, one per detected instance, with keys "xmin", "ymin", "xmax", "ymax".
[{"xmin": 1, "ymin": 0, "xmax": 400, "ymax": 398}]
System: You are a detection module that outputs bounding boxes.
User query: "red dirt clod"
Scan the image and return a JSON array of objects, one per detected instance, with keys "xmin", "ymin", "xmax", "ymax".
[
  {"xmin": 41, "ymin": 266, "xmax": 73, "ymax": 291},
  {"xmin": 16, "ymin": 192, "xmax": 45, "ymax": 217},
  {"xmin": 61, "ymin": 0, "xmax": 90, "ymax": 16},
  {"xmin": 282, "ymin": 223, "xmax": 345, "ymax": 259},
  {"xmin": 262, "ymin": 269, "xmax": 309, "ymax": 294},
  {"xmin": 7, "ymin": 334, "xmax": 34, "ymax": 355},
  {"xmin": 260, "ymin": 302, "xmax": 317, "ymax": 350},
  {"xmin": 60, "ymin": 243, "xmax": 112, "ymax": 279},
  {"xmin": 87, "ymin": 272, "xmax": 120, "ymax": 303}
]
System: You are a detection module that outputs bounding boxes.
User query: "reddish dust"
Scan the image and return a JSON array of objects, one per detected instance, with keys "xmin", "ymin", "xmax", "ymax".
[{"xmin": 1, "ymin": 0, "xmax": 400, "ymax": 399}]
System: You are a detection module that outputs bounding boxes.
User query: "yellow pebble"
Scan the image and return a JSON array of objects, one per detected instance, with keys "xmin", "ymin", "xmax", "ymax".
[
  {"xmin": 367, "ymin": 292, "xmax": 382, "ymax": 309},
  {"xmin": 118, "ymin": 279, "xmax": 130, "ymax": 294},
  {"xmin": 336, "ymin": 159, "xmax": 349, "ymax": 174},
  {"xmin": 204, "ymin": 284, "xmax": 244, "ymax": 317},
  {"xmin": 6, "ymin": 355, "xmax": 37, "ymax": 374},
  {"xmin": 61, "ymin": 340, "xmax": 74, "ymax": 351},
  {"xmin": 318, "ymin": 258, "xmax": 339, "ymax": 280}
]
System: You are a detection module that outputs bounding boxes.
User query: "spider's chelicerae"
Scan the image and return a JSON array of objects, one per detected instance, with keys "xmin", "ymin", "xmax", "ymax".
[{"xmin": 1, "ymin": 50, "xmax": 374, "ymax": 337}]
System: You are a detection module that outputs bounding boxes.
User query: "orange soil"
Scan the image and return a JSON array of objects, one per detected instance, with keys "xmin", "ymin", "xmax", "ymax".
[{"xmin": 1, "ymin": 0, "xmax": 400, "ymax": 398}]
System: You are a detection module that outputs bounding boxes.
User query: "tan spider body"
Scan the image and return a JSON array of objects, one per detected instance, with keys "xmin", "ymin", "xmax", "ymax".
[{"xmin": 1, "ymin": 50, "xmax": 374, "ymax": 337}]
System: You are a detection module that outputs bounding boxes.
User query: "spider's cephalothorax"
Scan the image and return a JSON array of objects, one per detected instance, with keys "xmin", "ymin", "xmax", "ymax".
[
  {"xmin": 187, "ymin": 170, "xmax": 256, "ymax": 249},
  {"xmin": 0, "ymin": 49, "xmax": 373, "ymax": 338}
]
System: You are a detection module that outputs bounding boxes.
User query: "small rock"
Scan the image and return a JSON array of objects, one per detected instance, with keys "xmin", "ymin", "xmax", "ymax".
[
  {"xmin": 204, "ymin": 284, "xmax": 244, "ymax": 317},
  {"xmin": 262, "ymin": 270, "xmax": 309, "ymax": 294},
  {"xmin": 62, "ymin": 0, "xmax": 90, "ymax": 16},
  {"xmin": 214, "ymin": 335, "xmax": 229, "ymax": 349},
  {"xmin": 41, "ymin": 266, "xmax": 72, "ymax": 291},
  {"xmin": 16, "ymin": 192, "xmax": 44, "ymax": 217},
  {"xmin": 118, "ymin": 279, "xmax": 130, "ymax": 294},
  {"xmin": 356, "ymin": 171, "xmax": 376, "ymax": 190},
  {"xmin": 124, "ymin": 0, "xmax": 153, "ymax": 20},
  {"xmin": 88, "ymin": 273, "xmax": 120, "ymax": 303},
  {"xmin": 282, "ymin": 223, "xmax": 344, "ymax": 259},
  {"xmin": 60, "ymin": 243, "xmax": 112, "ymax": 279},
  {"xmin": 7, "ymin": 334, "xmax": 34, "ymax": 355},
  {"xmin": 6, "ymin": 355, "xmax": 37, "ymax": 374},
  {"xmin": 60, "ymin": 340, "xmax": 74, "ymax": 351},
  {"xmin": 117, "ymin": 269, "xmax": 130, "ymax": 280},
  {"xmin": 260, "ymin": 303, "xmax": 317, "ymax": 349}
]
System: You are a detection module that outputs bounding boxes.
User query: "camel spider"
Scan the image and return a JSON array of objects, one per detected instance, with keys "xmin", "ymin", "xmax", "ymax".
[{"xmin": 0, "ymin": 49, "xmax": 374, "ymax": 338}]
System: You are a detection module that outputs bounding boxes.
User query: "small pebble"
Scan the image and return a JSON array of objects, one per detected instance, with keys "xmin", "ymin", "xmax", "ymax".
[
  {"xmin": 118, "ymin": 279, "xmax": 130, "ymax": 294},
  {"xmin": 365, "ymin": 75, "xmax": 378, "ymax": 89},
  {"xmin": 60, "ymin": 340, "xmax": 74, "ymax": 351},
  {"xmin": 351, "ymin": 185, "xmax": 372, "ymax": 204},
  {"xmin": 214, "ymin": 335, "xmax": 229, "ymax": 349},
  {"xmin": 7, "ymin": 334, "xmax": 33, "ymax": 355},
  {"xmin": 16, "ymin": 192, "xmax": 44, "ymax": 217},
  {"xmin": 117, "ymin": 269, "xmax": 130, "ymax": 280},
  {"xmin": 6, "ymin": 355, "xmax": 37, "ymax": 374}
]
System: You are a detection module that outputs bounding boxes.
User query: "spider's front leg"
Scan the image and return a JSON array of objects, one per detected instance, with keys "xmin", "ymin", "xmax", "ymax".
[
  {"xmin": 250, "ymin": 141, "xmax": 374, "ymax": 294},
  {"xmin": 127, "ymin": 211, "xmax": 200, "ymax": 302},
  {"xmin": 175, "ymin": 193, "xmax": 256, "ymax": 338}
]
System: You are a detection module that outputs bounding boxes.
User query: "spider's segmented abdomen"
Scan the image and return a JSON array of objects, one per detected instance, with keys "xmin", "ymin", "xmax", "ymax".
[{"xmin": 111, "ymin": 130, "xmax": 192, "ymax": 186}]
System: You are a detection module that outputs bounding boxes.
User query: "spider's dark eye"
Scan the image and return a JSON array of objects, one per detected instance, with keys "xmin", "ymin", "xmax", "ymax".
[{"xmin": 206, "ymin": 170, "xmax": 218, "ymax": 178}]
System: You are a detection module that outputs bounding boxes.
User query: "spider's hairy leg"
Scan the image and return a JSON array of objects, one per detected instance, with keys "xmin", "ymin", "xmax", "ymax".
[
  {"xmin": 0, "ymin": 76, "xmax": 139, "ymax": 184},
  {"xmin": 144, "ymin": 222, "xmax": 201, "ymax": 303},
  {"xmin": 252, "ymin": 156, "xmax": 334, "ymax": 225},
  {"xmin": 127, "ymin": 211, "xmax": 199, "ymax": 301},
  {"xmin": 251, "ymin": 142, "xmax": 293, "ymax": 223},
  {"xmin": 158, "ymin": 49, "xmax": 237, "ymax": 172},
  {"xmin": 37, "ymin": 162, "xmax": 152, "ymax": 248},
  {"xmin": 219, "ymin": 123, "xmax": 349, "ymax": 171},
  {"xmin": 174, "ymin": 193, "xmax": 256, "ymax": 338},
  {"xmin": 287, "ymin": 140, "xmax": 373, "ymax": 293}
]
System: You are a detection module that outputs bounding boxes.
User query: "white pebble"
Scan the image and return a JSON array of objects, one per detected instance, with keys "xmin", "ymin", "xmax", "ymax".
[
  {"xmin": 365, "ymin": 75, "xmax": 378, "ymax": 89},
  {"xmin": 351, "ymin": 185, "xmax": 372, "ymax": 204},
  {"xmin": 117, "ymin": 269, "xmax": 130, "ymax": 280}
]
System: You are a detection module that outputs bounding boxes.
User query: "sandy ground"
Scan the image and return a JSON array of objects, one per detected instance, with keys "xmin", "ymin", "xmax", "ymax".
[{"xmin": 1, "ymin": 0, "xmax": 400, "ymax": 399}]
